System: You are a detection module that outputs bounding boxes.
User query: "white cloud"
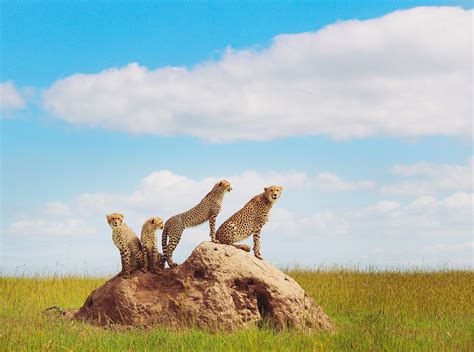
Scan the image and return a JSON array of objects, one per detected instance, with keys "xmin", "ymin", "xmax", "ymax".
[
  {"xmin": 316, "ymin": 172, "xmax": 375, "ymax": 191},
  {"xmin": 381, "ymin": 157, "xmax": 473, "ymax": 195},
  {"xmin": 3, "ymin": 169, "xmax": 472, "ymax": 272},
  {"xmin": 418, "ymin": 241, "xmax": 474, "ymax": 255},
  {"xmin": 442, "ymin": 192, "xmax": 474, "ymax": 211},
  {"xmin": 7, "ymin": 218, "xmax": 97, "ymax": 237},
  {"xmin": 368, "ymin": 240, "xmax": 473, "ymax": 268},
  {"xmin": 267, "ymin": 208, "xmax": 350, "ymax": 237},
  {"xmin": 6, "ymin": 170, "xmax": 469, "ymax": 243},
  {"xmin": 0, "ymin": 81, "xmax": 26, "ymax": 115},
  {"xmin": 6, "ymin": 169, "xmax": 369, "ymax": 238},
  {"xmin": 227, "ymin": 170, "xmax": 374, "ymax": 195},
  {"xmin": 407, "ymin": 195, "xmax": 439, "ymax": 211},
  {"xmin": 42, "ymin": 7, "xmax": 472, "ymax": 142},
  {"xmin": 354, "ymin": 192, "xmax": 473, "ymax": 231},
  {"xmin": 45, "ymin": 202, "xmax": 72, "ymax": 217},
  {"xmin": 367, "ymin": 200, "xmax": 401, "ymax": 215},
  {"xmin": 307, "ymin": 211, "xmax": 350, "ymax": 235}
]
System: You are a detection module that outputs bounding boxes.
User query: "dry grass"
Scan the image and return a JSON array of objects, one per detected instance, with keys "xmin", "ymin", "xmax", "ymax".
[{"xmin": 1, "ymin": 269, "xmax": 473, "ymax": 351}]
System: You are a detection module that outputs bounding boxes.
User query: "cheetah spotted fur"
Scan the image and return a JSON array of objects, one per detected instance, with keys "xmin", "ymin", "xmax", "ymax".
[
  {"xmin": 216, "ymin": 186, "xmax": 283, "ymax": 260},
  {"xmin": 106, "ymin": 213, "xmax": 144, "ymax": 278},
  {"xmin": 162, "ymin": 180, "xmax": 232, "ymax": 268},
  {"xmin": 141, "ymin": 216, "xmax": 164, "ymax": 273}
]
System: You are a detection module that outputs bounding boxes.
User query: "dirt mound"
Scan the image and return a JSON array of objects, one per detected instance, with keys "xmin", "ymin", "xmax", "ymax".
[{"xmin": 74, "ymin": 242, "xmax": 334, "ymax": 332}]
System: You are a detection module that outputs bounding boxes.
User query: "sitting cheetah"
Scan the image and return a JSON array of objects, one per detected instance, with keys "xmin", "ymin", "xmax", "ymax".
[
  {"xmin": 162, "ymin": 180, "xmax": 232, "ymax": 268},
  {"xmin": 106, "ymin": 213, "xmax": 144, "ymax": 278},
  {"xmin": 141, "ymin": 216, "xmax": 164, "ymax": 273},
  {"xmin": 216, "ymin": 186, "xmax": 283, "ymax": 260}
]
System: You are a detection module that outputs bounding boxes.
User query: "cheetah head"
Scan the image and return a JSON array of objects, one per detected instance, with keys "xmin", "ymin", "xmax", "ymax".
[
  {"xmin": 144, "ymin": 216, "xmax": 164, "ymax": 230},
  {"xmin": 264, "ymin": 186, "xmax": 283, "ymax": 203},
  {"xmin": 216, "ymin": 180, "xmax": 233, "ymax": 192},
  {"xmin": 106, "ymin": 213, "xmax": 124, "ymax": 228}
]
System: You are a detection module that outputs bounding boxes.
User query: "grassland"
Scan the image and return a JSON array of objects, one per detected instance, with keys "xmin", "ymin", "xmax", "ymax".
[{"xmin": 1, "ymin": 269, "xmax": 473, "ymax": 351}]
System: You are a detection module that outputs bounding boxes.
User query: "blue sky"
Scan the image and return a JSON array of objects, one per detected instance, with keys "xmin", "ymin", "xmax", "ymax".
[{"xmin": 1, "ymin": 1, "xmax": 472, "ymax": 275}]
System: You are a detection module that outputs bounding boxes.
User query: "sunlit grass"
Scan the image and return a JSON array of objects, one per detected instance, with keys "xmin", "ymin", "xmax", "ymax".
[{"xmin": 1, "ymin": 269, "xmax": 473, "ymax": 351}]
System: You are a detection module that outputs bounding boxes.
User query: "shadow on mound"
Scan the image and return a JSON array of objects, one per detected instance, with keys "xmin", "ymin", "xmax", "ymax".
[{"xmin": 72, "ymin": 242, "xmax": 334, "ymax": 332}]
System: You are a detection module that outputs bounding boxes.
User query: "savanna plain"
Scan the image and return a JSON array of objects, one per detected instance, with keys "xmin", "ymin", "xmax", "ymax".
[{"xmin": 1, "ymin": 269, "xmax": 473, "ymax": 351}]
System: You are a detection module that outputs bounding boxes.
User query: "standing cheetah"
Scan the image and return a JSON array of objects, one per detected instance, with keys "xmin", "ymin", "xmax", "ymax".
[
  {"xmin": 162, "ymin": 180, "xmax": 232, "ymax": 268},
  {"xmin": 216, "ymin": 186, "xmax": 283, "ymax": 260},
  {"xmin": 106, "ymin": 213, "xmax": 144, "ymax": 278},
  {"xmin": 141, "ymin": 216, "xmax": 164, "ymax": 273}
]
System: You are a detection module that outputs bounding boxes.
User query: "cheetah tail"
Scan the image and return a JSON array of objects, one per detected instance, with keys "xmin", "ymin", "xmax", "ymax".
[{"xmin": 43, "ymin": 306, "xmax": 66, "ymax": 315}]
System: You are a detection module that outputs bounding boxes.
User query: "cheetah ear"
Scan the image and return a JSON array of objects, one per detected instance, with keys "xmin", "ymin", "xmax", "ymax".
[
  {"xmin": 118, "ymin": 214, "xmax": 124, "ymax": 219},
  {"xmin": 150, "ymin": 218, "xmax": 155, "ymax": 224},
  {"xmin": 264, "ymin": 187, "xmax": 269, "ymax": 192},
  {"xmin": 106, "ymin": 214, "xmax": 111, "ymax": 221}
]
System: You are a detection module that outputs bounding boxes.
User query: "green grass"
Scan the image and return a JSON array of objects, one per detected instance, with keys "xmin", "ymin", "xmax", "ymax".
[{"xmin": 1, "ymin": 269, "xmax": 473, "ymax": 351}]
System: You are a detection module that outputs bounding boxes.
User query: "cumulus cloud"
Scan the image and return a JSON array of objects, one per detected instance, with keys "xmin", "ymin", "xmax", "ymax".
[
  {"xmin": 418, "ymin": 241, "xmax": 474, "ymax": 255},
  {"xmin": 44, "ymin": 202, "xmax": 72, "ymax": 217},
  {"xmin": 370, "ymin": 240, "xmax": 473, "ymax": 267},
  {"xmin": 353, "ymin": 192, "xmax": 473, "ymax": 232},
  {"xmin": 6, "ymin": 169, "xmax": 369, "ymax": 238},
  {"xmin": 316, "ymin": 172, "xmax": 375, "ymax": 191},
  {"xmin": 0, "ymin": 81, "xmax": 25, "ymax": 115},
  {"xmin": 381, "ymin": 157, "xmax": 473, "ymax": 195},
  {"xmin": 42, "ymin": 7, "xmax": 472, "ymax": 142},
  {"xmin": 6, "ymin": 170, "xmax": 470, "ymax": 243},
  {"xmin": 7, "ymin": 218, "xmax": 97, "ymax": 237},
  {"xmin": 7, "ymin": 170, "xmax": 471, "ymax": 239},
  {"xmin": 367, "ymin": 200, "xmax": 401, "ymax": 216},
  {"xmin": 306, "ymin": 211, "xmax": 350, "ymax": 235},
  {"xmin": 267, "ymin": 208, "xmax": 350, "ymax": 237},
  {"xmin": 3, "ymin": 169, "xmax": 472, "ymax": 271}
]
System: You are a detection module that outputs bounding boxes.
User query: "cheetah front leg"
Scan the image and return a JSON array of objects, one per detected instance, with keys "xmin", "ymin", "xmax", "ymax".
[
  {"xmin": 130, "ymin": 237, "xmax": 146, "ymax": 273},
  {"xmin": 253, "ymin": 227, "xmax": 263, "ymax": 260},
  {"xmin": 160, "ymin": 228, "xmax": 168, "ymax": 268},
  {"xmin": 164, "ymin": 229, "xmax": 182, "ymax": 268},
  {"xmin": 209, "ymin": 214, "xmax": 218, "ymax": 243},
  {"xmin": 137, "ymin": 249, "xmax": 146, "ymax": 273},
  {"xmin": 152, "ymin": 244, "xmax": 164, "ymax": 272},
  {"xmin": 120, "ymin": 248, "xmax": 131, "ymax": 278},
  {"xmin": 142, "ymin": 248, "xmax": 149, "ymax": 273}
]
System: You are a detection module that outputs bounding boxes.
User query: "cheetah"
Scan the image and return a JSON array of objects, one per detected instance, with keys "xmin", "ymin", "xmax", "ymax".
[
  {"xmin": 106, "ymin": 213, "xmax": 144, "ymax": 278},
  {"xmin": 216, "ymin": 186, "xmax": 283, "ymax": 260},
  {"xmin": 141, "ymin": 216, "xmax": 164, "ymax": 273},
  {"xmin": 162, "ymin": 180, "xmax": 232, "ymax": 268}
]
